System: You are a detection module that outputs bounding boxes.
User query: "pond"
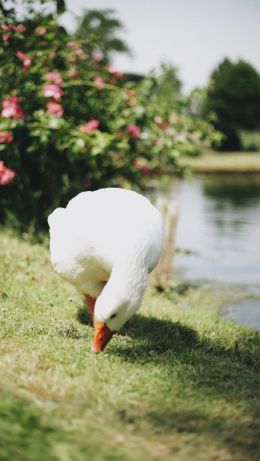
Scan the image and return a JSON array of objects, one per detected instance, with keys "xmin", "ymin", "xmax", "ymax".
[{"xmin": 160, "ymin": 174, "xmax": 260, "ymax": 330}]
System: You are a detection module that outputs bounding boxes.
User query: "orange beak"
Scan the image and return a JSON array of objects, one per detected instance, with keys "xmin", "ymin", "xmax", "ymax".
[{"xmin": 91, "ymin": 320, "xmax": 114, "ymax": 353}]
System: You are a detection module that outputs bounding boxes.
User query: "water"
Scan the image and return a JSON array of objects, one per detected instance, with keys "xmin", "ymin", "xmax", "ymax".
[
  {"xmin": 160, "ymin": 174, "xmax": 260, "ymax": 330},
  {"xmin": 223, "ymin": 299, "xmax": 260, "ymax": 331}
]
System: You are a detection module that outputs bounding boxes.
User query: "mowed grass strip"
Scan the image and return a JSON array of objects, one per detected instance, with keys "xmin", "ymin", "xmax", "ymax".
[
  {"xmin": 180, "ymin": 151, "xmax": 260, "ymax": 174},
  {"xmin": 0, "ymin": 230, "xmax": 259, "ymax": 461}
]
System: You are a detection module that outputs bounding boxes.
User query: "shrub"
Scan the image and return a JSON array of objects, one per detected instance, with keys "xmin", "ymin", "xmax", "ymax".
[{"xmin": 0, "ymin": 14, "xmax": 218, "ymax": 231}]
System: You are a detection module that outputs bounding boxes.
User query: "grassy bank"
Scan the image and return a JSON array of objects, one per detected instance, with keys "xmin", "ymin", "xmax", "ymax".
[
  {"xmin": 0, "ymin": 230, "xmax": 260, "ymax": 461},
  {"xmin": 180, "ymin": 151, "xmax": 260, "ymax": 174}
]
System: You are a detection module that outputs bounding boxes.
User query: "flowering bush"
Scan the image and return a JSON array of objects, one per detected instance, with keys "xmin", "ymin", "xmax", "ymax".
[
  {"xmin": 0, "ymin": 14, "xmax": 218, "ymax": 230},
  {"xmin": 0, "ymin": 161, "xmax": 16, "ymax": 185}
]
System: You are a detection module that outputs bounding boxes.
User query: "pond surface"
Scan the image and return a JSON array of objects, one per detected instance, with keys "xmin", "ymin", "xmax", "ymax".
[{"xmin": 160, "ymin": 174, "xmax": 260, "ymax": 330}]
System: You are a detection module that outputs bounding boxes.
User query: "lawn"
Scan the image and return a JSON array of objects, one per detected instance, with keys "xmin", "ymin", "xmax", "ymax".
[
  {"xmin": 180, "ymin": 151, "xmax": 260, "ymax": 174},
  {"xmin": 0, "ymin": 230, "xmax": 259, "ymax": 461}
]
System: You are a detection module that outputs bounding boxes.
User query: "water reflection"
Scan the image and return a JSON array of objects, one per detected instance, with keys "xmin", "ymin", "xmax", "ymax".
[
  {"xmin": 203, "ymin": 175, "xmax": 260, "ymax": 207},
  {"xmin": 163, "ymin": 175, "xmax": 260, "ymax": 285}
]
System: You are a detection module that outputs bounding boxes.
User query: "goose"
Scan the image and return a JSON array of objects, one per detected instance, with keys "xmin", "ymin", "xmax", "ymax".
[{"xmin": 48, "ymin": 188, "xmax": 164, "ymax": 352}]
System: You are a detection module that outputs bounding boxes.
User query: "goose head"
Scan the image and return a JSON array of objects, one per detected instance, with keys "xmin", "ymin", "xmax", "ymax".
[{"xmin": 91, "ymin": 263, "xmax": 148, "ymax": 352}]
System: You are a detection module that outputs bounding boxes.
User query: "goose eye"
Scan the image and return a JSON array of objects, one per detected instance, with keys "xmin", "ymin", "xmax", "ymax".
[{"xmin": 110, "ymin": 313, "xmax": 117, "ymax": 320}]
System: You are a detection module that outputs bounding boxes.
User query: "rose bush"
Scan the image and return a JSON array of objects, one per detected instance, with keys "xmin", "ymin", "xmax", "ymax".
[{"xmin": 0, "ymin": 13, "xmax": 219, "ymax": 230}]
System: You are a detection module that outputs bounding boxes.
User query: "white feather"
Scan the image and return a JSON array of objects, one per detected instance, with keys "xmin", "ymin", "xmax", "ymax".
[{"xmin": 48, "ymin": 188, "xmax": 164, "ymax": 330}]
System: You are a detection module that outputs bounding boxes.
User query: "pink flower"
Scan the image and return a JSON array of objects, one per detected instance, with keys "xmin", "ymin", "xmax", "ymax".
[
  {"xmin": 68, "ymin": 69, "xmax": 80, "ymax": 79},
  {"xmin": 1, "ymin": 25, "xmax": 11, "ymax": 31},
  {"xmin": 46, "ymin": 72, "xmax": 63, "ymax": 86},
  {"xmin": 3, "ymin": 34, "xmax": 10, "ymax": 42},
  {"xmin": 154, "ymin": 116, "xmax": 163, "ymax": 125},
  {"xmin": 106, "ymin": 65, "xmax": 123, "ymax": 78},
  {"xmin": 66, "ymin": 41, "xmax": 77, "ymax": 48},
  {"xmin": 0, "ymin": 131, "xmax": 13, "ymax": 143},
  {"xmin": 16, "ymin": 51, "xmax": 33, "ymax": 71},
  {"xmin": 1, "ymin": 96, "xmax": 25, "ymax": 120},
  {"xmin": 66, "ymin": 41, "xmax": 86, "ymax": 60},
  {"xmin": 134, "ymin": 159, "xmax": 152, "ymax": 177},
  {"xmin": 92, "ymin": 52, "xmax": 103, "ymax": 62},
  {"xmin": 154, "ymin": 116, "xmax": 169, "ymax": 131},
  {"xmin": 43, "ymin": 84, "xmax": 63, "ymax": 100},
  {"xmin": 0, "ymin": 161, "xmax": 16, "ymax": 186},
  {"xmin": 127, "ymin": 124, "xmax": 141, "ymax": 139},
  {"xmin": 80, "ymin": 119, "xmax": 100, "ymax": 133},
  {"xmin": 93, "ymin": 76, "xmax": 105, "ymax": 90},
  {"xmin": 13, "ymin": 24, "xmax": 26, "ymax": 33},
  {"xmin": 75, "ymin": 48, "xmax": 86, "ymax": 60},
  {"xmin": 47, "ymin": 101, "xmax": 64, "ymax": 117}
]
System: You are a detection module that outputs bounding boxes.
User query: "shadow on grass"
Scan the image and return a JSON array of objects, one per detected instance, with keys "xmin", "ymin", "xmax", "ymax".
[
  {"xmin": 116, "ymin": 406, "xmax": 260, "ymax": 461},
  {"xmin": 77, "ymin": 303, "xmax": 260, "ymax": 460},
  {"xmin": 76, "ymin": 304, "xmax": 199, "ymax": 353},
  {"xmin": 76, "ymin": 303, "xmax": 259, "ymax": 368},
  {"xmin": 76, "ymin": 304, "xmax": 93, "ymax": 327}
]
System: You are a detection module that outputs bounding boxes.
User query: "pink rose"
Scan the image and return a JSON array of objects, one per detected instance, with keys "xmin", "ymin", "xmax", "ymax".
[
  {"xmin": 0, "ymin": 161, "xmax": 16, "ymax": 186},
  {"xmin": 66, "ymin": 41, "xmax": 77, "ymax": 48},
  {"xmin": 46, "ymin": 72, "xmax": 63, "ymax": 86},
  {"xmin": 13, "ymin": 24, "xmax": 26, "ymax": 33},
  {"xmin": 3, "ymin": 34, "xmax": 10, "ymax": 42},
  {"xmin": 80, "ymin": 119, "xmax": 100, "ymax": 133},
  {"xmin": 43, "ymin": 84, "xmax": 63, "ymax": 100},
  {"xmin": 93, "ymin": 76, "xmax": 105, "ymax": 90},
  {"xmin": 47, "ymin": 101, "xmax": 64, "ymax": 117},
  {"xmin": 16, "ymin": 51, "xmax": 33, "ymax": 71},
  {"xmin": 154, "ymin": 116, "xmax": 168, "ymax": 131},
  {"xmin": 1, "ymin": 25, "xmax": 11, "ymax": 31},
  {"xmin": 1, "ymin": 96, "xmax": 25, "ymax": 120},
  {"xmin": 92, "ymin": 52, "xmax": 103, "ymax": 62},
  {"xmin": 154, "ymin": 116, "xmax": 163, "ymax": 124},
  {"xmin": 134, "ymin": 159, "xmax": 152, "ymax": 177},
  {"xmin": 106, "ymin": 65, "xmax": 123, "ymax": 78},
  {"xmin": 68, "ymin": 69, "xmax": 80, "ymax": 79},
  {"xmin": 0, "ymin": 131, "xmax": 13, "ymax": 143},
  {"xmin": 127, "ymin": 124, "xmax": 141, "ymax": 139},
  {"xmin": 75, "ymin": 48, "xmax": 86, "ymax": 60}
]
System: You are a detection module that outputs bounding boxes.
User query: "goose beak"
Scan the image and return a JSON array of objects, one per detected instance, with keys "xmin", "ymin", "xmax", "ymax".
[{"xmin": 91, "ymin": 321, "xmax": 114, "ymax": 353}]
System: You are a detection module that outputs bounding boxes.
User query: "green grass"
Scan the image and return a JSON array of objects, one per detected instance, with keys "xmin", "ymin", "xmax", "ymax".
[
  {"xmin": 0, "ymin": 230, "xmax": 260, "ymax": 461},
  {"xmin": 240, "ymin": 131, "xmax": 260, "ymax": 152},
  {"xmin": 180, "ymin": 150, "xmax": 260, "ymax": 174}
]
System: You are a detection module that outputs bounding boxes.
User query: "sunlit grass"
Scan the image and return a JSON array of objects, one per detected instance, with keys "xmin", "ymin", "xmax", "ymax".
[
  {"xmin": 0, "ymin": 230, "xmax": 259, "ymax": 461},
  {"xmin": 181, "ymin": 150, "xmax": 260, "ymax": 173}
]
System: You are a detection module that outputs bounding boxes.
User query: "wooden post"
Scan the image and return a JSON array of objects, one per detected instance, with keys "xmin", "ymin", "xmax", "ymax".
[{"xmin": 151, "ymin": 198, "xmax": 178, "ymax": 289}]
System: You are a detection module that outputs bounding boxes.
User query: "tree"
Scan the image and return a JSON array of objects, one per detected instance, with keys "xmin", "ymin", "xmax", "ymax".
[
  {"xmin": 76, "ymin": 9, "xmax": 130, "ymax": 64},
  {"xmin": 0, "ymin": 0, "xmax": 66, "ymax": 19},
  {"xmin": 204, "ymin": 58, "xmax": 260, "ymax": 150},
  {"xmin": 152, "ymin": 62, "xmax": 182, "ymax": 111}
]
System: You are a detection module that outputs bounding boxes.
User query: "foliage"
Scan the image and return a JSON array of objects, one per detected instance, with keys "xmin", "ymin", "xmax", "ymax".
[
  {"xmin": 240, "ymin": 130, "xmax": 260, "ymax": 152},
  {"xmin": 204, "ymin": 58, "xmax": 260, "ymax": 150},
  {"xmin": 151, "ymin": 62, "xmax": 182, "ymax": 111},
  {"xmin": 0, "ymin": 10, "xmax": 218, "ymax": 231},
  {"xmin": 0, "ymin": 0, "xmax": 65, "ymax": 19},
  {"xmin": 76, "ymin": 8, "xmax": 130, "ymax": 64}
]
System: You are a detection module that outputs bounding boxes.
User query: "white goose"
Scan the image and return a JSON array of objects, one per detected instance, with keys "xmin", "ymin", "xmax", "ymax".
[{"xmin": 48, "ymin": 188, "xmax": 164, "ymax": 352}]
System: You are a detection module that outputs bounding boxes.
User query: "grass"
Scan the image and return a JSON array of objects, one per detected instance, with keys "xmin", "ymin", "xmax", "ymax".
[
  {"xmin": 180, "ymin": 150, "xmax": 260, "ymax": 174},
  {"xmin": 240, "ymin": 131, "xmax": 260, "ymax": 152},
  {"xmin": 0, "ymin": 229, "xmax": 260, "ymax": 461}
]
